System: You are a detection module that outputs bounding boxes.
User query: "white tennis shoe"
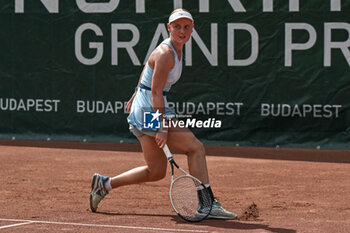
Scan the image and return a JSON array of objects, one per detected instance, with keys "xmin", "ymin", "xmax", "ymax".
[
  {"xmin": 90, "ymin": 173, "xmax": 109, "ymax": 212},
  {"xmin": 196, "ymin": 199, "xmax": 238, "ymax": 220},
  {"xmin": 208, "ymin": 200, "xmax": 238, "ymax": 219}
]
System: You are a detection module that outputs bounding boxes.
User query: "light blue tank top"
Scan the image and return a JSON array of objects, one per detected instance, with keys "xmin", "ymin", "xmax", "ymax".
[
  {"xmin": 140, "ymin": 38, "xmax": 183, "ymax": 92},
  {"xmin": 127, "ymin": 38, "xmax": 183, "ymax": 131}
]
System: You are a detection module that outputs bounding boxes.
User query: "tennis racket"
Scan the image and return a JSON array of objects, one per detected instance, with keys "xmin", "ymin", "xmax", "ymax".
[{"xmin": 162, "ymin": 144, "xmax": 213, "ymax": 222}]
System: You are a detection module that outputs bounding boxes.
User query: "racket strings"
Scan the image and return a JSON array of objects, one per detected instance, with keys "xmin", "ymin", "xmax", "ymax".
[{"xmin": 171, "ymin": 177, "xmax": 212, "ymax": 221}]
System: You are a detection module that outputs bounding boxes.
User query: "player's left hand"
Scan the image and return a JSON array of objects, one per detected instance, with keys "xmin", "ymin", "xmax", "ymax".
[{"xmin": 126, "ymin": 93, "xmax": 136, "ymax": 113}]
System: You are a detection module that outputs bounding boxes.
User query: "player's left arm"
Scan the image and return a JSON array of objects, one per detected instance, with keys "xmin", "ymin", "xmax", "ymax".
[
  {"xmin": 150, "ymin": 45, "xmax": 174, "ymax": 148},
  {"xmin": 151, "ymin": 46, "xmax": 173, "ymax": 116}
]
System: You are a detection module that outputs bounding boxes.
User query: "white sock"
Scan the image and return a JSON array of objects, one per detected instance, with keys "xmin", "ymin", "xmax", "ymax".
[
  {"xmin": 104, "ymin": 178, "xmax": 112, "ymax": 191},
  {"xmin": 196, "ymin": 184, "xmax": 210, "ymax": 190}
]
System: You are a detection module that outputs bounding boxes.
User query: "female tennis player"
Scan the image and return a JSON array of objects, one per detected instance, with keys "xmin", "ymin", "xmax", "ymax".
[{"xmin": 90, "ymin": 9, "xmax": 237, "ymax": 220}]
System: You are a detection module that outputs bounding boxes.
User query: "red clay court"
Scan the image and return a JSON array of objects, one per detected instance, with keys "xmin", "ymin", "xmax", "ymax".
[{"xmin": 0, "ymin": 140, "xmax": 349, "ymax": 232}]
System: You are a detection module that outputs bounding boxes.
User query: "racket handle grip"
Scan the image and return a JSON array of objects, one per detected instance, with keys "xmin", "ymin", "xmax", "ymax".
[{"xmin": 163, "ymin": 144, "xmax": 173, "ymax": 160}]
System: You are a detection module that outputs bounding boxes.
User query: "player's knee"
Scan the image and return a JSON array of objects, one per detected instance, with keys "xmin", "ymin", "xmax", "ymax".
[
  {"xmin": 196, "ymin": 141, "xmax": 206, "ymax": 157},
  {"xmin": 188, "ymin": 140, "xmax": 206, "ymax": 158},
  {"xmin": 148, "ymin": 168, "xmax": 167, "ymax": 181}
]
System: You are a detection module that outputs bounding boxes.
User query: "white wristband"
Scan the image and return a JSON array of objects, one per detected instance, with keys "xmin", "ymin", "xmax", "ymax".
[{"xmin": 159, "ymin": 128, "xmax": 168, "ymax": 133}]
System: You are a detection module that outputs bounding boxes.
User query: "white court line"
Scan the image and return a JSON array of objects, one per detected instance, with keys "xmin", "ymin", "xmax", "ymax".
[
  {"xmin": 0, "ymin": 221, "xmax": 34, "ymax": 229},
  {"xmin": 0, "ymin": 218, "xmax": 208, "ymax": 232}
]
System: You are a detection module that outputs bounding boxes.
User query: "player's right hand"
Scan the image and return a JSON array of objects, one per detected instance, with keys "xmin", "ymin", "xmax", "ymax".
[{"xmin": 155, "ymin": 131, "xmax": 167, "ymax": 148}]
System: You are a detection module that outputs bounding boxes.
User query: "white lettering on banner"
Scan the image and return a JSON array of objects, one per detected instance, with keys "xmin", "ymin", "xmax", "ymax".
[
  {"xmin": 77, "ymin": 100, "xmax": 127, "ymax": 114},
  {"xmin": 76, "ymin": 100, "xmax": 243, "ymax": 115},
  {"xmin": 324, "ymin": 23, "xmax": 350, "ymax": 66},
  {"xmin": 185, "ymin": 24, "xmax": 218, "ymax": 66},
  {"xmin": 263, "ymin": 0, "xmax": 343, "ymax": 12},
  {"xmin": 261, "ymin": 103, "xmax": 342, "ymax": 118},
  {"xmin": 111, "ymin": 24, "xmax": 141, "ymax": 66},
  {"xmin": 174, "ymin": 0, "xmax": 210, "ymax": 12},
  {"xmin": 285, "ymin": 23, "xmax": 317, "ymax": 67},
  {"xmin": 74, "ymin": 22, "xmax": 350, "ymax": 67},
  {"xmin": 0, "ymin": 98, "xmax": 60, "ymax": 112},
  {"xmin": 15, "ymin": 0, "xmax": 59, "ymax": 13},
  {"xmin": 285, "ymin": 22, "xmax": 350, "ymax": 67},
  {"xmin": 167, "ymin": 102, "xmax": 243, "ymax": 115},
  {"xmin": 262, "ymin": 0, "xmax": 273, "ymax": 12},
  {"xmin": 331, "ymin": 0, "xmax": 341, "ymax": 11},
  {"xmin": 15, "ymin": 0, "xmax": 145, "ymax": 14},
  {"xmin": 226, "ymin": 0, "xmax": 246, "ymax": 12},
  {"xmin": 74, "ymin": 23, "xmax": 261, "ymax": 67},
  {"xmin": 76, "ymin": 23, "xmax": 142, "ymax": 66},
  {"xmin": 14, "ymin": 0, "xmax": 343, "ymax": 13},
  {"xmin": 228, "ymin": 23, "xmax": 259, "ymax": 66},
  {"xmin": 262, "ymin": 0, "xmax": 312, "ymax": 12},
  {"xmin": 75, "ymin": 23, "xmax": 104, "ymax": 65},
  {"xmin": 76, "ymin": 0, "xmax": 120, "ymax": 13},
  {"xmin": 135, "ymin": 0, "xmax": 145, "ymax": 13},
  {"xmin": 289, "ymin": 0, "xmax": 299, "ymax": 12}
]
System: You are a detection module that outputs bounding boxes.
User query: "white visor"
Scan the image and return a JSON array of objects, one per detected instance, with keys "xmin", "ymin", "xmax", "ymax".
[{"xmin": 168, "ymin": 11, "xmax": 193, "ymax": 24}]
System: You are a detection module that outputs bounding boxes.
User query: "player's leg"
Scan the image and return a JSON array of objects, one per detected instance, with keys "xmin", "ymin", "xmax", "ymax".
[
  {"xmin": 166, "ymin": 125, "xmax": 237, "ymax": 220},
  {"xmin": 110, "ymin": 135, "xmax": 167, "ymax": 188},
  {"xmin": 90, "ymin": 135, "xmax": 167, "ymax": 212},
  {"xmin": 166, "ymin": 127, "xmax": 209, "ymax": 184}
]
